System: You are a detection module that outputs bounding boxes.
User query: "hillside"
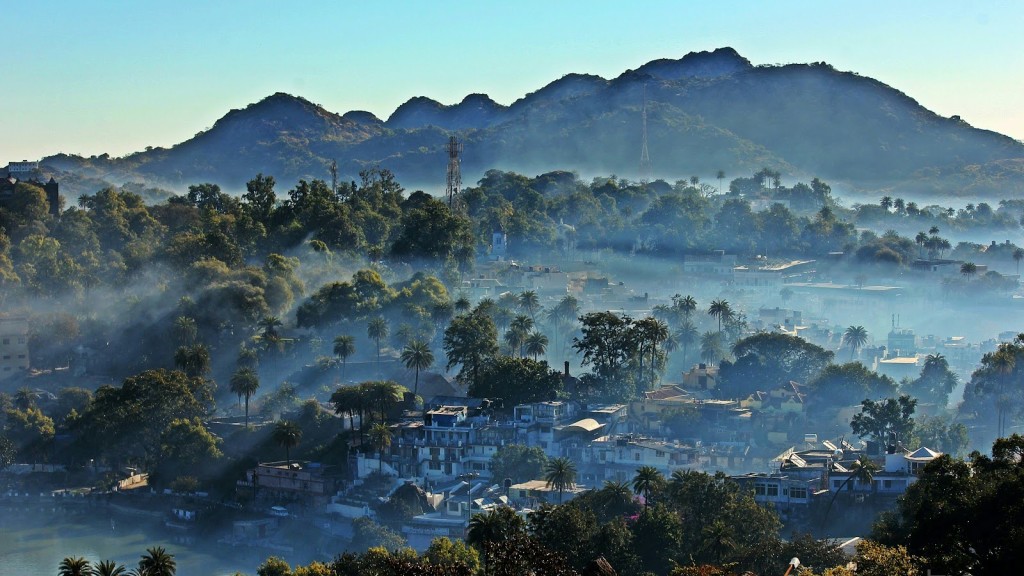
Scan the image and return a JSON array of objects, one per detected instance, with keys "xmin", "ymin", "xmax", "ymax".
[{"xmin": 41, "ymin": 47, "xmax": 1024, "ymax": 198}]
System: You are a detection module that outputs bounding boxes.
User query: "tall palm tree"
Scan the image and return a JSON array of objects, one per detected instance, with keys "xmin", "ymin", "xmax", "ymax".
[
  {"xmin": 332, "ymin": 335, "xmax": 355, "ymax": 379},
  {"xmin": 272, "ymin": 420, "xmax": 302, "ymax": 465},
  {"xmin": 880, "ymin": 196, "xmax": 893, "ymax": 211},
  {"xmin": 822, "ymin": 455, "xmax": 880, "ymax": 531},
  {"xmin": 58, "ymin": 556, "xmax": 91, "ymax": 576},
  {"xmin": 368, "ymin": 422, "xmax": 392, "ymax": 473},
  {"xmin": 632, "ymin": 465, "xmax": 663, "ymax": 508},
  {"xmin": 700, "ymin": 331, "xmax": 724, "ymax": 366},
  {"xmin": 524, "ymin": 331, "xmax": 549, "ymax": 360},
  {"xmin": 708, "ymin": 299, "xmax": 732, "ymax": 333},
  {"xmin": 138, "ymin": 547, "xmax": 176, "ymax": 576},
  {"xmin": 544, "ymin": 457, "xmax": 577, "ymax": 504},
  {"xmin": 1014, "ymin": 248, "xmax": 1024, "ymax": 276},
  {"xmin": 229, "ymin": 367, "xmax": 260, "ymax": 428},
  {"xmin": 504, "ymin": 328, "xmax": 525, "ymax": 358},
  {"xmin": 367, "ymin": 317, "xmax": 389, "ymax": 376},
  {"xmin": 172, "ymin": 316, "xmax": 197, "ymax": 346},
  {"xmin": 454, "ymin": 296, "xmax": 471, "ymax": 313},
  {"xmin": 676, "ymin": 294, "xmax": 697, "ymax": 320},
  {"xmin": 675, "ymin": 321, "xmax": 699, "ymax": 366},
  {"xmin": 991, "ymin": 349, "xmax": 1016, "ymax": 438},
  {"xmin": 509, "ymin": 315, "xmax": 533, "ymax": 357},
  {"xmin": 494, "ymin": 307, "xmax": 515, "ymax": 335},
  {"xmin": 843, "ymin": 326, "xmax": 869, "ymax": 360},
  {"xmin": 401, "ymin": 340, "xmax": 434, "ymax": 397},
  {"xmin": 960, "ymin": 262, "xmax": 978, "ymax": 281},
  {"xmin": 258, "ymin": 316, "xmax": 283, "ymax": 347},
  {"xmin": 518, "ymin": 290, "xmax": 540, "ymax": 321},
  {"xmin": 92, "ymin": 560, "xmax": 127, "ymax": 576}
]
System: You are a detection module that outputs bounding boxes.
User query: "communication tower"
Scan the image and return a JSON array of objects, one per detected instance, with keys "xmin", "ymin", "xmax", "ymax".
[
  {"xmin": 445, "ymin": 135, "xmax": 463, "ymax": 207},
  {"xmin": 329, "ymin": 159, "xmax": 338, "ymax": 195},
  {"xmin": 639, "ymin": 83, "xmax": 653, "ymax": 181}
]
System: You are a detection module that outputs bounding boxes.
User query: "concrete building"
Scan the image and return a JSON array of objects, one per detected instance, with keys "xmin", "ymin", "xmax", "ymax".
[
  {"xmin": 682, "ymin": 250, "xmax": 737, "ymax": 277},
  {"xmin": 0, "ymin": 316, "xmax": 30, "ymax": 380}
]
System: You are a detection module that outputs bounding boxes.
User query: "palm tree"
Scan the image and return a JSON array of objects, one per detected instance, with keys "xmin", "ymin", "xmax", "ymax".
[
  {"xmin": 258, "ymin": 315, "xmax": 283, "ymax": 346},
  {"xmin": 59, "ymin": 556, "xmax": 91, "ymax": 576},
  {"xmin": 138, "ymin": 547, "xmax": 176, "ymax": 576},
  {"xmin": 504, "ymin": 328, "xmax": 525, "ymax": 358},
  {"xmin": 843, "ymin": 326, "xmax": 869, "ymax": 360},
  {"xmin": 229, "ymin": 367, "xmax": 260, "ymax": 428},
  {"xmin": 689, "ymin": 175, "xmax": 699, "ymax": 188},
  {"xmin": 92, "ymin": 560, "xmax": 128, "ymax": 576},
  {"xmin": 960, "ymin": 261, "xmax": 978, "ymax": 281},
  {"xmin": 368, "ymin": 422, "xmax": 392, "ymax": 473},
  {"xmin": 509, "ymin": 315, "xmax": 534, "ymax": 357},
  {"xmin": 1014, "ymin": 248, "xmax": 1024, "ymax": 275},
  {"xmin": 332, "ymin": 335, "xmax": 355, "ymax": 378},
  {"xmin": 524, "ymin": 331, "xmax": 548, "ymax": 360},
  {"xmin": 172, "ymin": 316, "xmax": 197, "ymax": 346},
  {"xmin": 675, "ymin": 321, "xmax": 699, "ymax": 365},
  {"xmin": 708, "ymin": 299, "xmax": 732, "ymax": 333},
  {"xmin": 676, "ymin": 294, "xmax": 697, "ymax": 320},
  {"xmin": 401, "ymin": 340, "xmax": 434, "ymax": 397},
  {"xmin": 822, "ymin": 455, "xmax": 880, "ymax": 531},
  {"xmin": 914, "ymin": 231, "xmax": 928, "ymax": 258},
  {"xmin": 700, "ymin": 331, "xmax": 724, "ymax": 366},
  {"xmin": 518, "ymin": 290, "xmax": 540, "ymax": 321},
  {"xmin": 272, "ymin": 420, "xmax": 302, "ymax": 465},
  {"xmin": 494, "ymin": 307, "xmax": 515, "ymax": 334},
  {"xmin": 880, "ymin": 196, "xmax": 893, "ymax": 211},
  {"xmin": 367, "ymin": 317, "xmax": 389, "ymax": 376},
  {"xmin": 991, "ymin": 349, "xmax": 1016, "ymax": 437},
  {"xmin": 454, "ymin": 295, "xmax": 471, "ymax": 313},
  {"xmin": 632, "ymin": 465, "xmax": 663, "ymax": 508},
  {"xmin": 544, "ymin": 457, "xmax": 577, "ymax": 504}
]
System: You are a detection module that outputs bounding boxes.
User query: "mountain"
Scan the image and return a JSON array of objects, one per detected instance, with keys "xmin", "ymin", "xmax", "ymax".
[{"xmin": 42, "ymin": 48, "xmax": 1024, "ymax": 198}]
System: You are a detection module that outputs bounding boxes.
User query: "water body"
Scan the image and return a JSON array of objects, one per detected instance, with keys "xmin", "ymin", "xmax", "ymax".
[{"xmin": 0, "ymin": 506, "xmax": 275, "ymax": 576}]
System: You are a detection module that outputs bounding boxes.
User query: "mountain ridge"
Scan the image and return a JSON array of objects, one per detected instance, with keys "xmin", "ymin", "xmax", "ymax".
[{"xmin": 40, "ymin": 47, "xmax": 1024, "ymax": 198}]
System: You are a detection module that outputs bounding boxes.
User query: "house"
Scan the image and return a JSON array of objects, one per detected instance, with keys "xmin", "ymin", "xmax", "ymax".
[
  {"xmin": 682, "ymin": 364, "xmax": 719, "ymax": 391},
  {"xmin": 578, "ymin": 434, "xmax": 696, "ymax": 483},
  {"xmin": 682, "ymin": 250, "xmax": 737, "ymax": 277},
  {"xmin": 524, "ymin": 265, "xmax": 569, "ymax": 296},
  {"xmin": 826, "ymin": 446, "xmax": 941, "ymax": 497},
  {"xmin": 730, "ymin": 472, "xmax": 818, "ymax": 517},
  {"xmin": 734, "ymin": 260, "xmax": 815, "ymax": 289},
  {"xmin": 0, "ymin": 316, "xmax": 30, "ymax": 380},
  {"xmin": 240, "ymin": 461, "xmax": 341, "ymax": 506},
  {"xmin": 508, "ymin": 479, "xmax": 586, "ymax": 507}
]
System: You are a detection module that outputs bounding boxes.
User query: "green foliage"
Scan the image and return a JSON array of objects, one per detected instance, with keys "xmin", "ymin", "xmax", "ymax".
[
  {"xmin": 350, "ymin": 516, "xmax": 408, "ymax": 553},
  {"xmin": 489, "ymin": 444, "xmax": 548, "ymax": 484},
  {"xmin": 444, "ymin": 311, "xmax": 499, "ymax": 389},
  {"xmin": 719, "ymin": 333, "xmax": 833, "ymax": 398},
  {"xmin": 850, "ymin": 395, "xmax": 917, "ymax": 445},
  {"xmin": 423, "ymin": 537, "xmax": 481, "ymax": 573},
  {"xmin": 809, "ymin": 362, "xmax": 898, "ymax": 408},
  {"xmin": 470, "ymin": 356, "xmax": 563, "ymax": 406}
]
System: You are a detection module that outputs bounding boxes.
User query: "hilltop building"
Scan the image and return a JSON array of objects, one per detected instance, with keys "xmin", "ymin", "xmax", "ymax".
[
  {"xmin": 0, "ymin": 162, "xmax": 61, "ymax": 217},
  {"xmin": 0, "ymin": 316, "xmax": 30, "ymax": 380}
]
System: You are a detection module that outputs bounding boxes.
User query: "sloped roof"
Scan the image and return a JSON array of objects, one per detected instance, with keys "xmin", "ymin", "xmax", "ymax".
[
  {"xmin": 564, "ymin": 418, "xmax": 603, "ymax": 433},
  {"xmin": 907, "ymin": 447, "xmax": 942, "ymax": 460}
]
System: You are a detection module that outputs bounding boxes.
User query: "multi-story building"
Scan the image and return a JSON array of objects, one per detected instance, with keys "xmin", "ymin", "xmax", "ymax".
[
  {"xmin": 239, "ymin": 461, "xmax": 342, "ymax": 506},
  {"xmin": 0, "ymin": 316, "xmax": 30, "ymax": 380}
]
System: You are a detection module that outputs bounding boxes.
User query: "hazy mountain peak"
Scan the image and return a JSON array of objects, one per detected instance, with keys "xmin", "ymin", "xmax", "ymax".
[
  {"xmin": 633, "ymin": 46, "xmax": 753, "ymax": 80},
  {"xmin": 341, "ymin": 110, "xmax": 383, "ymax": 125}
]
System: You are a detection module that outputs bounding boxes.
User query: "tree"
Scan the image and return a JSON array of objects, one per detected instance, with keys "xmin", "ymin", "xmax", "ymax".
[
  {"xmin": 367, "ymin": 317, "xmax": 389, "ymax": 376},
  {"xmin": 716, "ymin": 170, "xmax": 725, "ymax": 193},
  {"xmin": 490, "ymin": 444, "xmax": 548, "ymax": 484},
  {"xmin": 518, "ymin": 290, "xmax": 540, "ymax": 321},
  {"xmin": 719, "ymin": 332, "xmax": 834, "ymax": 398},
  {"xmin": 423, "ymin": 537, "xmax": 481, "ymax": 574},
  {"xmin": 708, "ymin": 299, "xmax": 732, "ymax": 333},
  {"xmin": 173, "ymin": 344, "xmax": 210, "ymax": 379},
  {"xmin": 822, "ymin": 455, "xmax": 880, "ymax": 531},
  {"xmin": 700, "ymin": 331, "xmax": 724, "ymax": 366},
  {"xmin": 632, "ymin": 465, "xmax": 664, "ymax": 508},
  {"xmin": 172, "ymin": 316, "xmax": 197, "ymax": 346},
  {"xmin": 92, "ymin": 560, "xmax": 127, "ymax": 576},
  {"xmin": 401, "ymin": 340, "xmax": 434, "ymax": 397},
  {"xmin": 229, "ymin": 367, "xmax": 260, "ymax": 428},
  {"xmin": 470, "ymin": 357, "xmax": 563, "ymax": 407},
  {"xmin": 960, "ymin": 261, "xmax": 978, "ymax": 280},
  {"xmin": 1014, "ymin": 248, "xmax": 1024, "ymax": 275},
  {"xmin": 58, "ymin": 557, "xmax": 91, "ymax": 576},
  {"xmin": 467, "ymin": 506, "xmax": 527, "ymax": 556},
  {"xmin": 273, "ymin": 420, "xmax": 302, "ymax": 465},
  {"xmin": 444, "ymin": 312, "xmax": 499, "ymax": 390},
  {"xmin": 843, "ymin": 326, "xmax": 869, "ymax": 360},
  {"xmin": 905, "ymin": 353, "xmax": 958, "ymax": 407},
  {"xmin": 544, "ymin": 457, "xmax": 577, "ymax": 503},
  {"xmin": 333, "ymin": 335, "xmax": 356, "ymax": 379},
  {"xmin": 368, "ymin": 423, "xmax": 392, "ymax": 473},
  {"xmin": 872, "ymin": 435, "xmax": 1024, "ymax": 576},
  {"xmin": 138, "ymin": 546, "xmax": 176, "ymax": 576},
  {"xmin": 850, "ymin": 395, "xmax": 917, "ymax": 446},
  {"xmin": 0, "ymin": 435, "xmax": 15, "ymax": 471},
  {"xmin": 524, "ymin": 331, "xmax": 549, "ymax": 361}
]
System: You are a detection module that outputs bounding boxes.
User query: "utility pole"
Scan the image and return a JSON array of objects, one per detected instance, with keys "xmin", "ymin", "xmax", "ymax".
[{"xmin": 639, "ymin": 83, "xmax": 653, "ymax": 182}]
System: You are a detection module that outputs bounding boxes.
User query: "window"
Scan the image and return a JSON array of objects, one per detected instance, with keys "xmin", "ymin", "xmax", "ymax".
[
  {"xmin": 428, "ymin": 461, "xmax": 441, "ymax": 470},
  {"xmin": 634, "ymin": 453, "xmax": 641, "ymax": 461},
  {"xmin": 754, "ymin": 484, "xmax": 766, "ymax": 496},
  {"xmin": 655, "ymin": 450, "xmax": 665, "ymax": 457},
  {"xmin": 17, "ymin": 337, "xmax": 25, "ymax": 344},
  {"xmin": 790, "ymin": 487, "xmax": 807, "ymax": 499},
  {"xmin": 883, "ymin": 479, "xmax": 892, "ymax": 489},
  {"xmin": 2, "ymin": 338, "xmax": 9, "ymax": 345},
  {"xmin": 767, "ymin": 484, "xmax": 779, "ymax": 497}
]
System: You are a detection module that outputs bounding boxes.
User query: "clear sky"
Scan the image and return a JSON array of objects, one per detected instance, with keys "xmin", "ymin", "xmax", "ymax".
[{"xmin": 3, "ymin": 0, "xmax": 1023, "ymax": 164}]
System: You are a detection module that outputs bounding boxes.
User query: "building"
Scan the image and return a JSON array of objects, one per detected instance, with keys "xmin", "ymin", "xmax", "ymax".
[
  {"xmin": 0, "ymin": 316, "xmax": 30, "ymax": 380},
  {"xmin": 887, "ymin": 328, "xmax": 916, "ymax": 356},
  {"xmin": 733, "ymin": 260, "xmax": 815, "ymax": 289},
  {"xmin": 240, "ymin": 461, "xmax": 342, "ymax": 506},
  {"xmin": 682, "ymin": 250, "xmax": 737, "ymax": 277},
  {"xmin": 5, "ymin": 161, "xmax": 38, "ymax": 176}
]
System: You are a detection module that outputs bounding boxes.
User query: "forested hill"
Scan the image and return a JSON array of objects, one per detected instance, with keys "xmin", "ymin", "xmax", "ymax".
[{"xmin": 41, "ymin": 47, "xmax": 1024, "ymax": 198}]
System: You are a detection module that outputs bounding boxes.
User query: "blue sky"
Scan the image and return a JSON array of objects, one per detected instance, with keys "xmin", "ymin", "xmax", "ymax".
[{"xmin": 4, "ymin": 0, "xmax": 1023, "ymax": 163}]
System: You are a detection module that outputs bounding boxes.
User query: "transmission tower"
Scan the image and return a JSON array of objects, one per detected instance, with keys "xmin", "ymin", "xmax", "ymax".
[
  {"xmin": 639, "ymin": 83, "xmax": 653, "ymax": 181},
  {"xmin": 329, "ymin": 159, "xmax": 338, "ymax": 195},
  {"xmin": 445, "ymin": 135, "xmax": 463, "ymax": 207}
]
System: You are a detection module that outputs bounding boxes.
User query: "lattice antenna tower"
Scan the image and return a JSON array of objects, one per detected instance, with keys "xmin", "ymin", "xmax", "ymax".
[
  {"xmin": 329, "ymin": 159, "xmax": 338, "ymax": 195},
  {"xmin": 639, "ymin": 83, "xmax": 653, "ymax": 181},
  {"xmin": 446, "ymin": 135, "xmax": 463, "ymax": 207}
]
